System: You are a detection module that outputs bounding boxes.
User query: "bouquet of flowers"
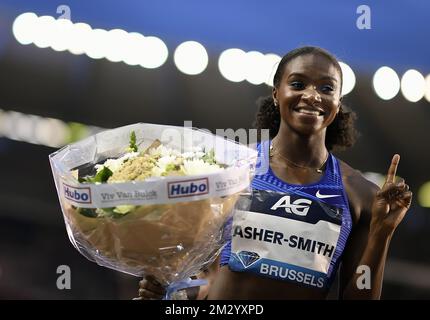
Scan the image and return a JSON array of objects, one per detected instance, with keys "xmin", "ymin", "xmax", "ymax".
[{"xmin": 49, "ymin": 123, "xmax": 257, "ymax": 298}]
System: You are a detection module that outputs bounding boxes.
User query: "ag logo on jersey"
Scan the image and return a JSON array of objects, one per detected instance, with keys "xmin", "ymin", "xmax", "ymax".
[{"xmin": 270, "ymin": 195, "xmax": 312, "ymax": 216}]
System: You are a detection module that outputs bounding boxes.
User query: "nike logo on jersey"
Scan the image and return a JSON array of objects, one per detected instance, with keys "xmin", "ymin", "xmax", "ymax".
[{"xmin": 316, "ymin": 190, "xmax": 340, "ymax": 199}]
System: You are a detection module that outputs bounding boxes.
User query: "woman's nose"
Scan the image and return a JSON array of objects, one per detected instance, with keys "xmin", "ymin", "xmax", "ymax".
[{"xmin": 302, "ymin": 86, "xmax": 322, "ymax": 105}]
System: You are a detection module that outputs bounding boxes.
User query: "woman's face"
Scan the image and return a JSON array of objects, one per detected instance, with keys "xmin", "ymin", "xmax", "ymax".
[{"xmin": 273, "ymin": 53, "xmax": 342, "ymax": 136}]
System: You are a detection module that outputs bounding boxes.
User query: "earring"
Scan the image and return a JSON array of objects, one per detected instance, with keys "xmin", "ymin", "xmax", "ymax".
[{"xmin": 274, "ymin": 100, "xmax": 278, "ymax": 107}]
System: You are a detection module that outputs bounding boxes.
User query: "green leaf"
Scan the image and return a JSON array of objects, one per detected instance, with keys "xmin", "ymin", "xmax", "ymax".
[
  {"xmin": 77, "ymin": 208, "xmax": 98, "ymax": 218},
  {"xmin": 202, "ymin": 148, "xmax": 216, "ymax": 164},
  {"xmin": 96, "ymin": 207, "xmax": 133, "ymax": 219},
  {"xmin": 92, "ymin": 166, "xmax": 113, "ymax": 183},
  {"xmin": 80, "ymin": 166, "xmax": 112, "ymax": 184},
  {"xmin": 128, "ymin": 131, "xmax": 138, "ymax": 152},
  {"xmin": 95, "ymin": 207, "xmax": 116, "ymax": 217},
  {"xmin": 113, "ymin": 205, "xmax": 136, "ymax": 215}
]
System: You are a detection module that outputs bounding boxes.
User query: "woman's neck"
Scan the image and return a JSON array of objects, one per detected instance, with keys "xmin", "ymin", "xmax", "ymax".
[{"xmin": 272, "ymin": 123, "xmax": 328, "ymax": 169}]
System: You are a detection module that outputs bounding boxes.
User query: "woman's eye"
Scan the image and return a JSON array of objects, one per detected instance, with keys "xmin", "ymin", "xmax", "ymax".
[
  {"xmin": 321, "ymin": 85, "xmax": 334, "ymax": 93},
  {"xmin": 290, "ymin": 81, "xmax": 305, "ymax": 89}
]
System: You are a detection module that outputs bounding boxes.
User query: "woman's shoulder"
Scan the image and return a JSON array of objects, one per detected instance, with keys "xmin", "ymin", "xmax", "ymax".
[
  {"xmin": 337, "ymin": 159, "xmax": 378, "ymax": 191},
  {"xmin": 337, "ymin": 159, "xmax": 380, "ymax": 223}
]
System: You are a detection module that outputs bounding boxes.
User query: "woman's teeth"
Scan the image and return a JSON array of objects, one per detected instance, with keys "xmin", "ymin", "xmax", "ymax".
[{"xmin": 295, "ymin": 108, "xmax": 322, "ymax": 116}]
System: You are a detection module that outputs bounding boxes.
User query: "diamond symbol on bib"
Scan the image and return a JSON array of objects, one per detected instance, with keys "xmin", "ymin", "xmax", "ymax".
[{"xmin": 237, "ymin": 251, "xmax": 260, "ymax": 268}]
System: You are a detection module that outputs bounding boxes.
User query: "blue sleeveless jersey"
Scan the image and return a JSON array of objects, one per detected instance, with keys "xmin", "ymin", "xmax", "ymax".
[{"xmin": 220, "ymin": 140, "xmax": 353, "ymax": 289}]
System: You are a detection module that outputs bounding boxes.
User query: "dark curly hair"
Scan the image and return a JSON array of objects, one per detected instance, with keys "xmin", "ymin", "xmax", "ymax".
[{"xmin": 253, "ymin": 46, "xmax": 358, "ymax": 151}]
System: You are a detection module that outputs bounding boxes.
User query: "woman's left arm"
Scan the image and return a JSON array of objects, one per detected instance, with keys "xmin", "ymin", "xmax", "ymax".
[{"xmin": 339, "ymin": 154, "xmax": 412, "ymax": 299}]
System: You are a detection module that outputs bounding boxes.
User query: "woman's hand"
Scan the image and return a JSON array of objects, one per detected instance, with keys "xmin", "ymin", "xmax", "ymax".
[
  {"xmin": 370, "ymin": 154, "xmax": 413, "ymax": 237},
  {"xmin": 133, "ymin": 275, "xmax": 166, "ymax": 300}
]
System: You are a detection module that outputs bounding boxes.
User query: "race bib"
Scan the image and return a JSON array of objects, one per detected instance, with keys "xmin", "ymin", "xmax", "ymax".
[{"xmin": 228, "ymin": 189, "xmax": 343, "ymax": 289}]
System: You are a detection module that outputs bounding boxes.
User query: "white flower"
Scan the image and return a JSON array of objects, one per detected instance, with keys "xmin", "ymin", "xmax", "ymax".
[
  {"xmin": 119, "ymin": 151, "xmax": 140, "ymax": 162},
  {"xmin": 151, "ymin": 155, "xmax": 177, "ymax": 176},
  {"xmin": 182, "ymin": 159, "xmax": 221, "ymax": 175},
  {"xmin": 194, "ymin": 151, "xmax": 205, "ymax": 158},
  {"xmin": 182, "ymin": 152, "xmax": 194, "ymax": 159},
  {"xmin": 182, "ymin": 151, "xmax": 205, "ymax": 159},
  {"xmin": 96, "ymin": 152, "xmax": 139, "ymax": 173},
  {"xmin": 96, "ymin": 142, "xmax": 222, "ymax": 180},
  {"xmin": 151, "ymin": 166, "xmax": 165, "ymax": 177},
  {"xmin": 148, "ymin": 145, "xmax": 181, "ymax": 158},
  {"xmin": 157, "ymin": 155, "xmax": 176, "ymax": 169}
]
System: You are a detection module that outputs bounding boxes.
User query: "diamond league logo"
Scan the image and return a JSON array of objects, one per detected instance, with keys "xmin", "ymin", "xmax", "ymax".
[{"xmin": 236, "ymin": 250, "xmax": 261, "ymax": 268}]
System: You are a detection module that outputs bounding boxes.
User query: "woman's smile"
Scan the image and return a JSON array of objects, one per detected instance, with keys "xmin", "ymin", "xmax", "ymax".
[{"xmin": 293, "ymin": 104, "xmax": 326, "ymax": 118}]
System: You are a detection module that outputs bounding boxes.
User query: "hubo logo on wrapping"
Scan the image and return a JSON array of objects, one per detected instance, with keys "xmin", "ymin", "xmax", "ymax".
[
  {"xmin": 63, "ymin": 184, "xmax": 92, "ymax": 204},
  {"xmin": 168, "ymin": 177, "xmax": 209, "ymax": 198},
  {"xmin": 271, "ymin": 195, "xmax": 312, "ymax": 216}
]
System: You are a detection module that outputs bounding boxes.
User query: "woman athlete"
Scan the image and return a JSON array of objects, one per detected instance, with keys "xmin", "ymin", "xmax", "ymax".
[{"xmin": 137, "ymin": 46, "xmax": 412, "ymax": 300}]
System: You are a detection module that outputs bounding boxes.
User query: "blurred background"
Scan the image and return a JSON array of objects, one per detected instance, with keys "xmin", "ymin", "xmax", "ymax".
[{"xmin": 1, "ymin": 0, "xmax": 430, "ymax": 299}]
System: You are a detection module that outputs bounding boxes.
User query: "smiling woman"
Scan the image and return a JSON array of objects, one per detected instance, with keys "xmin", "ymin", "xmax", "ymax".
[
  {"xmin": 254, "ymin": 46, "xmax": 358, "ymax": 152},
  {"xmin": 138, "ymin": 46, "xmax": 413, "ymax": 300}
]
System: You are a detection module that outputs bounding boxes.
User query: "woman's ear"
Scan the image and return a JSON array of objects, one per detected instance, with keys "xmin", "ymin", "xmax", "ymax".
[
  {"xmin": 337, "ymin": 96, "xmax": 343, "ymax": 114},
  {"xmin": 272, "ymin": 87, "xmax": 278, "ymax": 106}
]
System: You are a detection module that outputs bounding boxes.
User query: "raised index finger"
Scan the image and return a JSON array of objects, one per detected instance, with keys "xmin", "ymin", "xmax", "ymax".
[{"xmin": 386, "ymin": 154, "xmax": 400, "ymax": 184}]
